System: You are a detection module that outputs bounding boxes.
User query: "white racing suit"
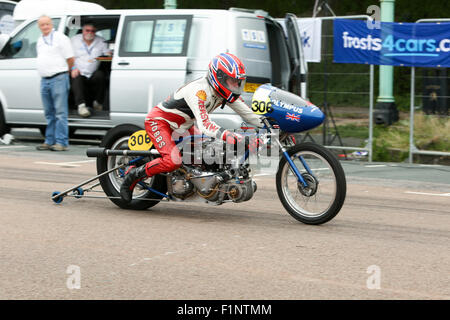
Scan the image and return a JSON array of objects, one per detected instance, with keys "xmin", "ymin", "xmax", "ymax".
[{"xmin": 142, "ymin": 76, "xmax": 262, "ymax": 177}]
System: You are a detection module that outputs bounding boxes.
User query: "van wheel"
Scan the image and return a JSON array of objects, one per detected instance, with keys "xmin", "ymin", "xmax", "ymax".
[
  {"xmin": 0, "ymin": 105, "xmax": 11, "ymax": 137},
  {"xmin": 97, "ymin": 124, "xmax": 168, "ymax": 210}
]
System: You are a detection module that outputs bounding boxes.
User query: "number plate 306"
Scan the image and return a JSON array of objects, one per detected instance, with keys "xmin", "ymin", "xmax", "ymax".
[{"xmin": 128, "ymin": 130, "xmax": 153, "ymax": 151}]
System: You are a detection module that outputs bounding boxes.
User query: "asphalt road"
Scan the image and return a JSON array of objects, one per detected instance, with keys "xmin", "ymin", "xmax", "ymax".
[{"xmin": 0, "ymin": 129, "xmax": 449, "ymax": 300}]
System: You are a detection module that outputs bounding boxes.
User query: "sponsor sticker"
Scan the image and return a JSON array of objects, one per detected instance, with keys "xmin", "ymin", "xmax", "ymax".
[
  {"xmin": 128, "ymin": 130, "xmax": 153, "ymax": 151},
  {"xmin": 286, "ymin": 113, "xmax": 301, "ymax": 122},
  {"xmin": 242, "ymin": 29, "xmax": 266, "ymax": 43},
  {"xmin": 251, "ymin": 86, "xmax": 273, "ymax": 115},
  {"xmin": 196, "ymin": 90, "xmax": 207, "ymax": 101}
]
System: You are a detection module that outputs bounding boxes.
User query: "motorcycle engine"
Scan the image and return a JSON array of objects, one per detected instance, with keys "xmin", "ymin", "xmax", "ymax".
[
  {"xmin": 170, "ymin": 172, "xmax": 194, "ymax": 199},
  {"xmin": 168, "ymin": 138, "xmax": 257, "ymax": 204}
]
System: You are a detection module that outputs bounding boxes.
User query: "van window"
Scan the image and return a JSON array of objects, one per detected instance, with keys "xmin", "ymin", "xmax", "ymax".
[
  {"xmin": 119, "ymin": 15, "xmax": 192, "ymax": 57},
  {"xmin": 96, "ymin": 29, "xmax": 111, "ymax": 41},
  {"xmin": 0, "ymin": 18, "xmax": 61, "ymax": 59},
  {"xmin": 152, "ymin": 19, "xmax": 186, "ymax": 54},
  {"xmin": 265, "ymin": 19, "xmax": 290, "ymax": 89},
  {"xmin": 65, "ymin": 15, "xmax": 120, "ymax": 45},
  {"xmin": 124, "ymin": 20, "xmax": 154, "ymax": 52}
]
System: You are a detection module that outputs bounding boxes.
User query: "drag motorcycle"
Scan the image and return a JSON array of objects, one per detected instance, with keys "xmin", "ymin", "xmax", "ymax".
[{"xmin": 54, "ymin": 84, "xmax": 346, "ymax": 225}]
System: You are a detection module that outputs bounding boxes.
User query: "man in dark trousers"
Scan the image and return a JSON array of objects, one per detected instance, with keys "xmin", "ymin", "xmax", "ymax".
[{"xmin": 70, "ymin": 22, "xmax": 111, "ymax": 117}]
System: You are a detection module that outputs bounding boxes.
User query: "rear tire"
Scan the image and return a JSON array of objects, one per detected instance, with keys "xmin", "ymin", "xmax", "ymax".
[{"xmin": 97, "ymin": 124, "xmax": 167, "ymax": 210}]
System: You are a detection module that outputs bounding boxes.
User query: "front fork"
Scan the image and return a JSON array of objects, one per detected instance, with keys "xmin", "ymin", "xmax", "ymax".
[{"xmin": 263, "ymin": 119, "xmax": 313, "ymax": 188}]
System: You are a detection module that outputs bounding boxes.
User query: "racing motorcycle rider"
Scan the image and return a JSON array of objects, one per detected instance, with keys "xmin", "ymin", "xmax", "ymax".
[{"xmin": 120, "ymin": 52, "xmax": 263, "ymax": 203}]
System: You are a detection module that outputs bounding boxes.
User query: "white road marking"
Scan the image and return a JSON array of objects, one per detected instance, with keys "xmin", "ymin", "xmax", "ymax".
[
  {"xmin": 34, "ymin": 159, "xmax": 96, "ymax": 167},
  {"xmin": 128, "ymin": 244, "xmax": 208, "ymax": 267},
  {"xmin": 0, "ymin": 145, "xmax": 28, "ymax": 149},
  {"xmin": 253, "ymin": 173, "xmax": 272, "ymax": 177},
  {"xmin": 35, "ymin": 161, "xmax": 80, "ymax": 167},
  {"xmin": 419, "ymin": 164, "xmax": 443, "ymax": 167},
  {"xmin": 365, "ymin": 165, "xmax": 387, "ymax": 168},
  {"xmin": 64, "ymin": 160, "xmax": 96, "ymax": 165},
  {"xmin": 405, "ymin": 191, "xmax": 450, "ymax": 197}
]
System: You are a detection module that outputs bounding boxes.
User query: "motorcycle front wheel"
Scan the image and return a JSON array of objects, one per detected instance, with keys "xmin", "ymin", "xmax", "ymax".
[{"xmin": 276, "ymin": 142, "xmax": 346, "ymax": 225}]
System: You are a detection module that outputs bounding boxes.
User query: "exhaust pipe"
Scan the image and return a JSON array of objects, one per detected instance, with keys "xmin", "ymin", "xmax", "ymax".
[{"xmin": 86, "ymin": 147, "xmax": 159, "ymax": 158}]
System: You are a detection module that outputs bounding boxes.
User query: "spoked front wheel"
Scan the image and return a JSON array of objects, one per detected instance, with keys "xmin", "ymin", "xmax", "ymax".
[{"xmin": 276, "ymin": 142, "xmax": 346, "ymax": 225}]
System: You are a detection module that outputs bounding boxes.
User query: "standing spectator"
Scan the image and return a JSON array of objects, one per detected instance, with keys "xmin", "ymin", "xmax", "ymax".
[
  {"xmin": 36, "ymin": 15, "xmax": 74, "ymax": 151},
  {"xmin": 71, "ymin": 22, "xmax": 111, "ymax": 118}
]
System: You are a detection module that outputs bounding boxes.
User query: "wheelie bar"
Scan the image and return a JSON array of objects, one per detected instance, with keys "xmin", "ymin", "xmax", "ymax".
[
  {"xmin": 51, "ymin": 164, "xmax": 125, "ymax": 203},
  {"xmin": 86, "ymin": 147, "xmax": 159, "ymax": 158}
]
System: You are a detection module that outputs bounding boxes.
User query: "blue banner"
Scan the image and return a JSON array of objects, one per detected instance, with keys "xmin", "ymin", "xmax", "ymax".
[{"xmin": 333, "ymin": 19, "xmax": 450, "ymax": 67}]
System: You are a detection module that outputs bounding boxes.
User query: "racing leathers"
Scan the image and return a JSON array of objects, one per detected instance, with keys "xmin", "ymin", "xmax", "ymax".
[{"xmin": 120, "ymin": 76, "xmax": 263, "ymax": 203}]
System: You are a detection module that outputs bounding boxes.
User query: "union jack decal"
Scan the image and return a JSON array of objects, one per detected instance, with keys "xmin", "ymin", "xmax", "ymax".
[{"xmin": 286, "ymin": 113, "xmax": 301, "ymax": 122}]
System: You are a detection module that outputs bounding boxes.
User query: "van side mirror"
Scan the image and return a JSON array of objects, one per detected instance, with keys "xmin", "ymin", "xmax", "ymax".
[{"xmin": 0, "ymin": 34, "xmax": 10, "ymax": 53}]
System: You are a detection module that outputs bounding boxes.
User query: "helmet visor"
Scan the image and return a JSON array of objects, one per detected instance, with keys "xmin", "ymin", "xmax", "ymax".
[{"xmin": 221, "ymin": 73, "xmax": 246, "ymax": 95}]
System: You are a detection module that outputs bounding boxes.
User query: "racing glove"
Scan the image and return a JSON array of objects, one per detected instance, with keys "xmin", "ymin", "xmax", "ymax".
[
  {"xmin": 247, "ymin": 136, "xmax": 263, "ymax": 153},
  {"xmin": 221, "ymin": 130, "xmax": 262, "ymax": 153},
  {"xmin": 221, "ymin": 130, "xmax": 244, "ymax": 145}
]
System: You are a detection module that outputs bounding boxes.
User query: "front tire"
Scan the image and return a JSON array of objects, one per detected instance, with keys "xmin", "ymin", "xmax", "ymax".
[
  {"xmin": 97, "ymin": 124, "xmax": 167, "ymax": 210},
  {"xmin": 276, "ymin": 142, "xmax": 346, "ymax": 225}
]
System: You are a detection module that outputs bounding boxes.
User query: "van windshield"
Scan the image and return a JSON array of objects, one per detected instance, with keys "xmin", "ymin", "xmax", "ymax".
[{"xmin": 0, "ymin": 18, "xmax": 61, "ymax": 59}]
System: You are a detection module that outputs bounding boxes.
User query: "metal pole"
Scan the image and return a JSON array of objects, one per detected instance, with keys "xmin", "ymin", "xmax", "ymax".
[
  {"xmin": 377, "ymin": 0, "xmax": 396, "ymax": 106},
  {"xmin": 164, "ymin": 0, "xmax": 177, "ymax": 9},
  {"xmin": 369, "ymin": 64, "xmax": 374, "ymax": 162},
  {"xmin": 409, "ymin": 67, "xmax": 415, "ymax": 164},
  {"xmin": 322, "ymin": 21, "xmax": 328, "ymax": 145}
]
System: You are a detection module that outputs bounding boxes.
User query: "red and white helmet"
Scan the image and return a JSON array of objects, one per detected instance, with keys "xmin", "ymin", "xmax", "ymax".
[{"xmin": 207, "ymin": 53, "xmax": 246, "ymax": 103}]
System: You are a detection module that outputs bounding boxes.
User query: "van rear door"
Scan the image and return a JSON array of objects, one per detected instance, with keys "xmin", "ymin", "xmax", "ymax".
[
  {"xmin": 264, "ymin": 17, "xmax": 291, "ymax": 91},
  {"xmin": 110, "ymin": 13, "xmax": 192, "ymax": 126},
  {"xmin": 233, "ymin": 15, "xmax": 271, "ymax": 103},
  {"xmin": 284, "ymin": 13, "xmax": 307, "ymax": 98}
]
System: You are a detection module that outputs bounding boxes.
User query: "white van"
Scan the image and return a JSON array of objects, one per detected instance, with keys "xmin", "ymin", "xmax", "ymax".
[{"xmin": 0, "ymin": 6, "xmax": 305, "ymax": 136}]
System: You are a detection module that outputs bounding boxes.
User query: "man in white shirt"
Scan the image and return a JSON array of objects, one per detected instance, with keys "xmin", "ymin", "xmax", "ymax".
[
  {"xmin": 36, "ymin": 15, "xmax": 74, "ymax": 151},
  {"xmin": 70, "ymin": 22, "xmax": 111, "ymax": 117}
]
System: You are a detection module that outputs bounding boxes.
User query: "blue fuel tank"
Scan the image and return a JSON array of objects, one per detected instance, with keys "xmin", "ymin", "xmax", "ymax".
[{"xmin": 251, "ymin": 84, "xmax": 324, "ymax": 133}]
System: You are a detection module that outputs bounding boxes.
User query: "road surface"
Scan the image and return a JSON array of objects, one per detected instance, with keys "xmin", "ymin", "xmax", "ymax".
[{"xmin": 0, "ymin": 130, "xmax": 449, "ymax": 299}]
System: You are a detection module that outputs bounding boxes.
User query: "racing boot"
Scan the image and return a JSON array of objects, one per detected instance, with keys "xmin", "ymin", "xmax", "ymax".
[{"xmin": 120, "ymin": 164, "xmax": 147, "ymax": 203}]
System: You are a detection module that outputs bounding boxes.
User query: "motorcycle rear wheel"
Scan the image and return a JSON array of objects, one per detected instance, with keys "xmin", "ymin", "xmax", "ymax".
[{"xmin": 97, "ymin": 124, "xmax": 167, "ymax": 210}]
